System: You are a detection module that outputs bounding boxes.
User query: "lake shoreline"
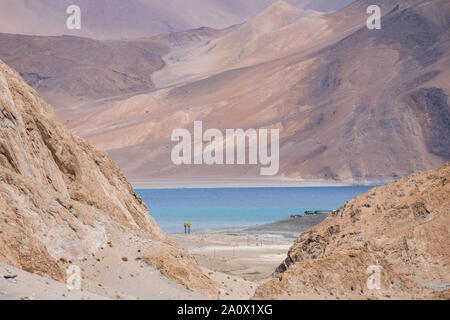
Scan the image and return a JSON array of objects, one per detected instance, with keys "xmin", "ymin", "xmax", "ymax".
[
  {"xmin": 137, "ymin": 186, "xmax": 374, "ymax": 233},
  {"xmin": 132, "ymin": 178, "xmax": 383, "ymax": 189},
  {"xmin": 168, "ymin": 212, "xmax": 330, "ymax": 239}
]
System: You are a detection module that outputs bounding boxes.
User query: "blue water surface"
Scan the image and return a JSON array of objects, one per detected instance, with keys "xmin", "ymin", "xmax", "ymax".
[{"xmin": 136, "ymin": 187, "xmax": 373, "ymax": 233}]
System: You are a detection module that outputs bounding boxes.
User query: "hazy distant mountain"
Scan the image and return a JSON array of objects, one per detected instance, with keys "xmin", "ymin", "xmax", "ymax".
[
  {"xmin": 0, "ymin": 27, "xmax": 229, "ymax": 116},
  {"xmin": 67, "ymin": 0, "xmax": 449, "ymax": 183},
  {"xmin": 0, "ymin": 0, "xmax": 354, "ymax": 39}
]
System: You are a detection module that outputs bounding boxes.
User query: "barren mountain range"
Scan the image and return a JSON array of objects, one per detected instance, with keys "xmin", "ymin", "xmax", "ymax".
[
  {"xmin": 1, "ymin": 0, "xmax": 449, "ymax": 184},
  {"xmin": 0, "ymin": 33, "xmax": 168, "ymax": 114},
  {"xmin": 0, "ymin": 0, "xmax": 354, "ymax": 39}
]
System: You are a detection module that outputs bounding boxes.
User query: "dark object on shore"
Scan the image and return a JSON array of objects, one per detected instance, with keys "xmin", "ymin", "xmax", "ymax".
[
  {"xmin": 245, "ymin": 212, "xmax": 330, "ymax": 238},
  {"xmin": 304, "ymin": 210, "xmax": 333, "ymax": 216},
  {"xmin": 291, "ymin": 210, "xmax": 332, "ymax": 218},
  {"xmin": 3, "ymin": 274, "xmax": 18, "ymax": 279}
]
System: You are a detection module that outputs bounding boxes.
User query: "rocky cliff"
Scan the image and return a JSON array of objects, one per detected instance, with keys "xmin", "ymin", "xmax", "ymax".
[
  {"xmin": 254, "ymin": 161, "xmax": 450, "ymax": 299},
  {"xmin": 0, "ymin": 60, "xmax": 217, "ymax": 297}
]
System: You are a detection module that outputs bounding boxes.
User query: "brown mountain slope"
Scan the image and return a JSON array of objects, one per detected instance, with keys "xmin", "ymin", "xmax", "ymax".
[
  {"xmin": 67, "ymin": 0, "xmax": 449, "ymax": 184},
  {"xmin": 0, "ymin": 26, "xmax": 239, "ymax": 117},
  {"xmin": 0, "ymin": 0, "xmax": 354, "ymax": 40},
  {"xmin": 254, "ymin": 161, "xmax": 450, "ymax": 299},
  {"xmin": 0, "ymin": 33, "xmax": 169, "ymax": 116},
  {"xmin": 0, "ymin": 60, "xmax": 217, "ymax": 297},
  {"xmin": 151, "ymin": 2, "xmax": 333, "ymax": 88}
]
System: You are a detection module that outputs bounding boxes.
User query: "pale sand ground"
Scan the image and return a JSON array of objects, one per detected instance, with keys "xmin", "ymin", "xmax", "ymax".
[
  {"xmin": 0, "ymin": 262, "xmax": 107, "ymax": 300},
  {"xmin": 71, "ymin": 234, "xmax": 207, "ymax": 300},
  {"xmin": 1, "ymin": 217, "xmax": 321, "ymax": 300},
  {"xmin": 168, "ymin": 215, "xmax": 331, "ymax": 298},
  {"xmin": 171, "ymin": 230, "xmax": 294, "ymax": 283},
  {"xmin": 0, "ymin": 231, "xmax": 267, "ymax": 300},
  {"xmin": 0, "ymin": 236, "xmax": 207, "ymax": 300}
]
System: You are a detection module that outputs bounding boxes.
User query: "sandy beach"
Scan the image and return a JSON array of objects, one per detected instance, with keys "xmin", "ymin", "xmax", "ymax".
[
  {"xmin": 172, "ymin": 232, "xmax": 291, "ymax": 282},
  {"xmin": 171, "ymin": 213, "xmax": 329, "ymax": 283}
]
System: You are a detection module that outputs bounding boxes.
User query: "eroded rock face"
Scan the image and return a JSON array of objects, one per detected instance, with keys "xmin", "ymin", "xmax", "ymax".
[
  {"xmin": 0, "ymin": 60, "xmax": 218, "ymax": 296},
  {"xmin": 0, "ymin": 59, "xmax": 165, "ymax": 279},
  {"xmin": 254, "ymin": 162, "xmax": 450, "ymax": 300}
]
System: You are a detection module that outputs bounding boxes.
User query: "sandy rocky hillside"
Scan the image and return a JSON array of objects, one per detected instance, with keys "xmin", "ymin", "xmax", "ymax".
[
  {"xmin": 0, "ymin": 59, "xmax": 219, "ymax": 299},
  {"xmin": 254, "ymin": 161, "xmax": 450, "ymax": 300},
  {"xmin": 0, "ymin": 0, "xmax": 353, "ymax": 40}
]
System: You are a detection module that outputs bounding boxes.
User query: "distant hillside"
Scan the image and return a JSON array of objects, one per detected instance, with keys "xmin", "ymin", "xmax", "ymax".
[
  {"xmin": 0, "ymin": 0, "xmax": 354, "ymax": 40},
  {"xmin": 67, "ymin": 0, "xmax": 449, "ymax": 184}
]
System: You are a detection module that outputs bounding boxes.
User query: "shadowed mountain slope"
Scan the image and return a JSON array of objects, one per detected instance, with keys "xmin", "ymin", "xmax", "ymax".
[
  {"xmin": 0, "ymin": 33, "xmax": 169, "ymax": 115},
  {"xmin": 0, "ymin": 0, "xmax": 354, "ymax": 39},
  {"xmin": 66, "ymin": 0, "xmax": 449, "ymax": 184}
]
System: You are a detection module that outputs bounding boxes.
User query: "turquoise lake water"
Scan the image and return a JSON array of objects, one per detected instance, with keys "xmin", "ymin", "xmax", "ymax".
[{"xmin": 136, "ymin": 187, "xmax": 374, "ymax": 233}]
